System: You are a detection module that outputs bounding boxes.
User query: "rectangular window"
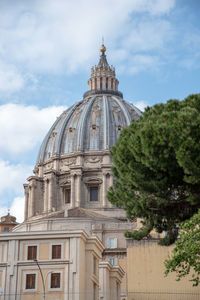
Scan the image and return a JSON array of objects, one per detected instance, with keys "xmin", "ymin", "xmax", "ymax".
[
  {"xmin": 109, "ymin": 257, "xmax": 117, "ymax": 266},
  {"xmin": 26, "ymin": 274, "xmax": 36, "ymax": 289},
  {"xmin": 3, "ymin": 227, "xmax": 9, "ymax": 232},
  {"xmin": 90, "ymin": 187, "xmax": 98, "ymax": 202},
  {"xmin": 108, "ymin": 238, "xmax": 117, "ymax": 249},
  {"xmin": 27, "ymin": 245, "xmax": 37, "ymax": 260},
  {"xmin": 51, "ymin": 273, "xmax": 60, "ymax": 288},
  {"xmin": 52, "ymin": 245, "xmax": 61, "ymax": 259},
  {"xmin": 64, "ymin": 189, "xmax": 71, "ymax": 204}
]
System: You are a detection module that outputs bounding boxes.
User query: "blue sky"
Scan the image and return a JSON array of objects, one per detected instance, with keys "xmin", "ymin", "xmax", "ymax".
[{"xmin": 0, "ymin": 0, "xmax": 200, "ymax": 221}]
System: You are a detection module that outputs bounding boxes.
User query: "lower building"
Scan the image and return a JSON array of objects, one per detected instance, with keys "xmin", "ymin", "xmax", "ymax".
[{"xmin": 0, "ymin": 230, "xmax": 124, "ymax": 300}]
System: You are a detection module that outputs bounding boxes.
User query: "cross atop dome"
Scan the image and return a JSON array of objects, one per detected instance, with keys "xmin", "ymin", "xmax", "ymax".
[{"xmin": 83, "ymin": 44, "xmax": 123, "ymax": 98}]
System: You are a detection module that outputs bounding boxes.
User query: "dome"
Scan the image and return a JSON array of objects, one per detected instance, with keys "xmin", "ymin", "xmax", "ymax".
[
  {"xmin": 37, "ymin": 95, "xmax": 141, "ymax": 163},
  {"xmin": 23, "ymin": 45, "xmax": 142, "ymax": 222},
  {"xmin": 37, "ymin": 47, "xmax": 141, "ymax": 164}
]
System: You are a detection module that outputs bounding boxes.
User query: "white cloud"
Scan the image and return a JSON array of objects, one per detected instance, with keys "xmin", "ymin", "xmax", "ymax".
[
  {"xmin": 0, "ymin": 197, "xmax": 25, "ymax": 223},
  {"xmin": 0, "ymin": 160, "xmax": 32, "ymax": 195},
  {"xmin": 128, "ymin": 54, "xmax": 160, "ymax": 74},
  {"xmin": 134, "ymin": 101, "xmax": 149, "ymax": 112},
  {"xmin": 0, "ymin": 0, "xmax": 175, "ymax": 76},
  {"xmin": 0, "ymin": 103, "xmax": 66, "ymax": 155},
  {"xmin": 0, "ymin": 60, "xmax": 24, "ymax": 92},
  {"xmin": 10, "ymin": 197, "xmax": 25, "ymax": 223}
]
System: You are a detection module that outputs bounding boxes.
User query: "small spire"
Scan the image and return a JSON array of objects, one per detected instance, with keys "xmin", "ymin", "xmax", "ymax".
[{"xmin": 100, "ymin": 37, "xmax": 106, "ymax": 55}]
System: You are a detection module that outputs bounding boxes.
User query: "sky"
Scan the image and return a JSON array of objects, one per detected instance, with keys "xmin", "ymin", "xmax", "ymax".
[{"xmin": 0, "ymin": 0, "xmax": 200, "ymax": 222}]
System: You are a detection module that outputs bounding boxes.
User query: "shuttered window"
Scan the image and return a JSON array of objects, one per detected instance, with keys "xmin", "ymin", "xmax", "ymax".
[
  {"xmin": 26, "ymin": 274, "xmax": 36, "ymax": 289},
  {"xmin": 52, "ymin": 245, "xmax": 61, "ymax": 259},
  {"xmin": 51, "ymin": 273, "xmax": 60, "ymax": 288},
  {"xmin": 27, "ymin": 246, "xmax": 37, "ymax": 260}
]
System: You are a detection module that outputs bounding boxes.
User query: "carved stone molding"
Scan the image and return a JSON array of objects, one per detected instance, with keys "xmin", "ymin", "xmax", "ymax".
[{"xmin": 85, "ymin": 156, "xmax": 103, "ymax": 164}]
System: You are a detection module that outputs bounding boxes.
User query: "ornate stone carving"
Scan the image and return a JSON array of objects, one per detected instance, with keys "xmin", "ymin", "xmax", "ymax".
[
  {"xmin": 85, "ymin": 156, "xmax": 103, "ymax": 163},
  {"xmin": 60, "ymin": 158, "xmax": 77, "ymax": 167}
]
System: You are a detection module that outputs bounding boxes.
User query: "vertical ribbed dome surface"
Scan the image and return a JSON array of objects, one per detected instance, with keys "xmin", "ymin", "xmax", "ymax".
[{"xmin": 37, "ymin": 95, "xmax": 141, "ymax": 163}]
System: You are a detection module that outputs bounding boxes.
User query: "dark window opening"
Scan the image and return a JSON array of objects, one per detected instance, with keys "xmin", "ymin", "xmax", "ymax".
[
  {"xmin": 106, "ymin": 77, "xmax": 108, "ymax": 89},
  {"xmin": 52, "ymin": 245, "xmax": 61, "ymax": 259},
  {"xmin": 26, "ymin": 274, "xmax": 36, "ymax": 289},
  {"xmin": 27, "ymin": 246, "xmax": 37, "ymax": 260},
  {"xmin": 100, "ymin": 77, "xmax": 102, "ymax": 90},
  {"xmin": 111, "ymin": 78, "xmax": 113, "ymax": 89},
  {"xmin": 90, "ymin": 187, "xmax": 98, "ymax": 202},
  {"xmin": 4, "ymin": 227, "xmax": 9, "ymax": 232},
  {"xmin": 51, "ymin": 273, "xmax": 60, "ymax": 288},
  {"xmin": 64, "ymin": 189, "xmax": 71, "ymax": 204}
]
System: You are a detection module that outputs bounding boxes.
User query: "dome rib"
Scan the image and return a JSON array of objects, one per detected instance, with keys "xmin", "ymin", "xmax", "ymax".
[
  {"xmin": 37, "ymin": 108, "xmax": 69, "ymax": 163},
  {"xmin": 77, "ymin": 96, "xmax": 96, "ymax": 151},
  {"xmin": 103, "ymin": 95, "xmax": 110, "ymax": 150},
  {"xmin": 112, "ymin": 96, "xmax": 132, "ymax": 124},
  {"xmin": 56, "ymin": 102, "xmax": 82, "ymax": 155}
]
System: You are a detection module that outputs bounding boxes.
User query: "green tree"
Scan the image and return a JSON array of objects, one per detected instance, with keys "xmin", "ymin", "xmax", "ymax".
[
  {"xmin": 165, "ymin": 210, "xmax": 200, "ymax": 286},
  {"xmin": 108, "ymin": 94, "xmax": 200, "ymax": 244}
]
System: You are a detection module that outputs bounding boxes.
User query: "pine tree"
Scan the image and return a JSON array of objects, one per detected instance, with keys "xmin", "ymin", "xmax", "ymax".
[{"xmin": 108, "ymin": 94, "xmax": 200, "ymax": 244}]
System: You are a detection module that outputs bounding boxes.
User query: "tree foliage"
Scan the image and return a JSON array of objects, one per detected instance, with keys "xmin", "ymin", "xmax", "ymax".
[
  {"xmin": 165, "ymin": 210, "xmax": 200, "ymax": 286},
  {"xmin": 108, "ymin": 94, "xmax": 200, "ymax": 244}
]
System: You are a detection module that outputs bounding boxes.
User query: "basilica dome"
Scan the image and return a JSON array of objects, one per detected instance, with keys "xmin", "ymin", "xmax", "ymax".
[
  {"xmin": 37, "ymin": 46, "xmax": 141, "ymax": 163},
  {"xmin": 23, "ymin": 45, "xmax": 141, "ymax": 222}
]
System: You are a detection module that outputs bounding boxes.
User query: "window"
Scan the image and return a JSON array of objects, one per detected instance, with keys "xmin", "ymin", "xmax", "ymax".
[
  {"xmin": 64, "ymin": 189, "xmax": 71, "ymax": 204},
  {"xmin": 51, "ymin": 273, "xmax": 60, "ymax": 288},
  {"xmin": 106, "ymin": 77, "xmax": 108, "ymax": 89},
  {"xmin": 26, "ymin": 274, "xmax": 36, "ymax": 289},
  {"xmin": 52, "ymin": 245, "xmax": 61, "ymax": 259},
  {"xmin": 3, "ymin": 227, "xmax": 9, "ymax": 232},
  {"xmin": 108, "ymin": 238, "xmax": 117, "ymax": 249},
  {"xmin": 90, "ymin": 187, "xmax": 98, "ymax": 202},
  {"xmin": 27, "ymin": 246, "xmax": 37, "ymax": 260},
  {"xmin": 109, "ymin": 257, "xmax": 117, "ymax": 266}
]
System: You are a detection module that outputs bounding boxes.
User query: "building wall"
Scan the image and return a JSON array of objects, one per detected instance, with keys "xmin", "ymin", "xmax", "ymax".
[
  {"xmin": 0, "ymin": 231, "xmax": 104, "ymax": 300},
  {"xmin": 127, "ymin": 240, "xmax": 200, "ymax": 300}
]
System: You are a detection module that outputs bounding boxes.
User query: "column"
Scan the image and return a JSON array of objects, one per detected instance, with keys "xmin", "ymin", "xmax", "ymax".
[
  {"xmin": 44, "ymin": 179, "xmax": 49, "ymax": 212},
  {"xmin": 28, "ymin": 186, "xmax": 32, "ymax": 217},
  {"xmin": 28, "ymin": 181, "xmax": 35, "ymax": 217},
  {"xmin": 31, "ymin": 182, "xmax": 36, "ymax": 216},
  {"xmin": 108, "ymin": 77, "xmax": 111, "ymax": 90},
  {"xmin": 102, "ymin": 173, "xmax": 107, "ymax": 207},
  {"xmin": 109, "ymin": 174, "xmax": 113, "ymax": 187},
  {"xmin": 24, "ymin": 185, "xmax": 29, "ymax": 220},
  {"xmin": 76, "ymin": 174, "xmax": 81, "ymax": 207},
  {"xmin": 97, "ymin": 77, "xmax": 100, "ymax": 90},
  {"xmin": 48, "ymin": 175, "xmax": 54, "ymax": 212},
  {"xmin": 71, "ymin": 174, "xmax": 75, "ymax": 208}
]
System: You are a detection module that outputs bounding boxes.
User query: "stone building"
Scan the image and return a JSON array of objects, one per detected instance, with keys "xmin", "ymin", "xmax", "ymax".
[
  {"xmin": 0, "ymin": 44, "xmax": 141, "ymax": 299},
  {"xmin": 0, "ymin": 212, "xmax": 18, "ymax": 232}
]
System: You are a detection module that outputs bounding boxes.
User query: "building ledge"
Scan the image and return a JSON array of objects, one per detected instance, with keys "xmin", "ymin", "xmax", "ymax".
[{"xmin": 83, "ymin": 89, "xmax": 123, "ymax": 99}]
